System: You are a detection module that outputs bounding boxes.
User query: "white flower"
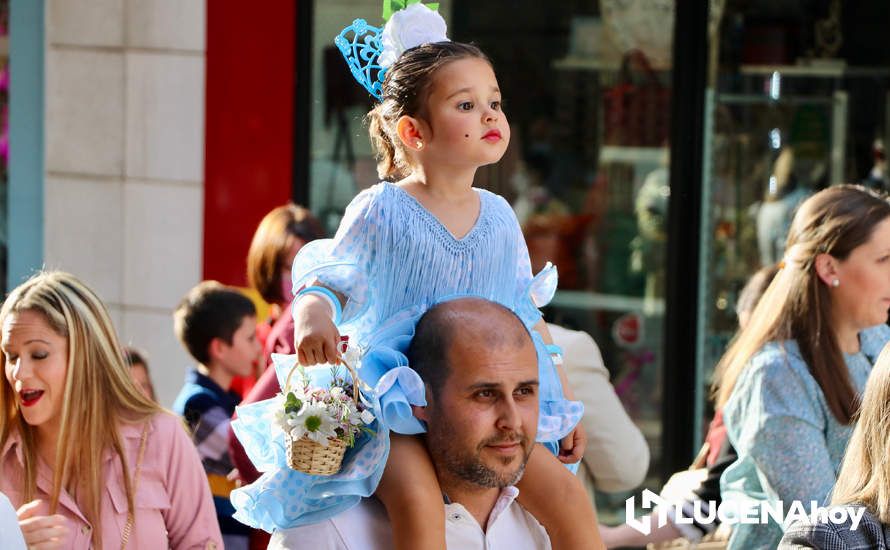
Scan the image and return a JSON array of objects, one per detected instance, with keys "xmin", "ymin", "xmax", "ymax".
[
  {"xmin": 378, "ymin": 4, "xmax": 449, "ymax": 68},
  {"xmin": 330, "ymin": 386, "xmax": 345, "ymax": 400},
  {"xmin": 289, "ymin": 402, "xmax": 340, "ymax": 447}
]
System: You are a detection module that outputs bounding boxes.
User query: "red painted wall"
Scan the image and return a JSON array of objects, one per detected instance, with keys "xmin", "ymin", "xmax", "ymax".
[{"xmin": 203, "ymin": 0, "xmax": 296, "ymax": 286}]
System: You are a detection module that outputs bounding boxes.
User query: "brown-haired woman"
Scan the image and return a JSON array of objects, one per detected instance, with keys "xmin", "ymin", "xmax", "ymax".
[
  {"xmin": 714, "ymin": 185, "xmax": 890, "ymax": 549},
  {"xmin": 230, "ymin": 203, "xmax": 325, "ymax": 399}
]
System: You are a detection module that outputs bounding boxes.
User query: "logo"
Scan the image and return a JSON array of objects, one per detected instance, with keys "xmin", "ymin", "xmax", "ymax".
[
  {"xmin": 612, "ymin": 312, "xmax": 643, "ymax": 348},
  {"xmin": 625, "ymin": 490, "xmax": 866, "ymax": 535}
]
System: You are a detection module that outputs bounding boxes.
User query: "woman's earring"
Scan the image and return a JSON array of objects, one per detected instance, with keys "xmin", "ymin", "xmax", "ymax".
[
  {"xmin": 415, "ymin": 140, "xmax": 424, "ymax": 150},
  {"xmin": 831, "ymin": 278, "xmax": 840, "ymax": 288}
]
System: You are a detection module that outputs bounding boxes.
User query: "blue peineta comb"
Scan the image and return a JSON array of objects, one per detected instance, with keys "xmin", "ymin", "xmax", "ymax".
[{"xmin": 335, "ymin": 19, "xmax": 387, "ymax": 101}]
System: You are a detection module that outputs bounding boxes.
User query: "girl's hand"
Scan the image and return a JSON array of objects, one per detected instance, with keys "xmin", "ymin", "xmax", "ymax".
[
  {"xmin": 293, "ymin": 294, "xmax": 342, "ymax": 366},
  {"xmin": 17, "ymin": 500, "xmax": 68, "ymax": 549},
  {"xmin": 558, "ymin": 422, "xmax": 587, "ymax": 464}
]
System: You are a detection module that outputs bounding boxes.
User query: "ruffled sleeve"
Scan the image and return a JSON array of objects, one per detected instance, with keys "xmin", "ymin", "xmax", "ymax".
[
  {"xmin": 354, "ymin": 307, "xmax": 428, "ymax": 435},
  {"xmin": 291, "ymin": 185, "xmax": 382, "ymax": 325}
]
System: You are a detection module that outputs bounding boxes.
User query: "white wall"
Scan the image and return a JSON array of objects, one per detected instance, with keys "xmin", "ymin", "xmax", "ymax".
[{"xmin": 43, "ymin": 0, "xmax": 206, "ymax": 407}]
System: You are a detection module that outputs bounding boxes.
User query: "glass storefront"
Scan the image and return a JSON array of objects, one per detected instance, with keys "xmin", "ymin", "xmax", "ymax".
[{"xmin": 699, "ymin": 0, "xmax": 890, "ymax": 436}]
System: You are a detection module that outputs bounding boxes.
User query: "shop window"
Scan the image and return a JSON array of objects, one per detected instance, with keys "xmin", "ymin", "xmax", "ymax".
[{"xmin": 700, "ymin": 0, "xmax": 890, "ymax": 418}]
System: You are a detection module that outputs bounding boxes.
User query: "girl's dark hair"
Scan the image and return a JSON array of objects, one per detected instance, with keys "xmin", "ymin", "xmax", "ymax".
[
  {"xmin": 366, "ymin": 41, "xmax": 490, "ymax": 180},
  {"xmin": 715, "ymin": 184, "xmax": 890, "ymax": 424}
]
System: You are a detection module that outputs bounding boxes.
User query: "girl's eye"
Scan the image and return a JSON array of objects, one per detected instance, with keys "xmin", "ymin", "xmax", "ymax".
[
  {"xmin": 458, "ymin": 101, "xmax": 474, "ymax": 111},
  {"xmin": 475, "ymin": 390, "xmax": 494, "ymax": 399},
  {"xmin": 32, "ymin": 352, "xmax": 48, "ymax": 360},
  {"xmin": 4, "ymin": 354, "xmax": 17, "ymax": 363},
  {"xmin": 879, "ymin": 255, "xmax": 890, "ymax": 263},
  {"xmin": 490, "ymin": 101, "xmax": 501, "ymax": 110}
]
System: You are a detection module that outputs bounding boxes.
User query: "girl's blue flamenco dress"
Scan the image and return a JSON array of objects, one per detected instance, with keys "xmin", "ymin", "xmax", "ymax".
[{"xmin": 231, "ymin": 182, "xmax": 584, "ymax": 532}]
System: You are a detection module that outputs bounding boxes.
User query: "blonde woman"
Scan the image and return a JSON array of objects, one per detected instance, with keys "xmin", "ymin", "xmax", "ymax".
[
  {"xmin": 0, "ymin": 271, "xmax": 222, "ymax": 549},
  {"xmin": 778, "ymin": 343, "xmax": 890, "ymax": 548},
  {"xmin": 714, "ymin": 185, "xmax": 890, "ymax": 549}
]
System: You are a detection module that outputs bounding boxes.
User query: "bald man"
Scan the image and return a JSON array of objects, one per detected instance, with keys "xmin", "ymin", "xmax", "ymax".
[{"xmin": 271, "ymin": 297, "xmax": 551, "ymax": 549}]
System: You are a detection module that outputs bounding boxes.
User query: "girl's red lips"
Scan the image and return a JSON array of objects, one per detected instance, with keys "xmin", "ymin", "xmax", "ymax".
[
  {"xmin": 482, "ymin": 129, "xmax": 502, "ymax": 141},
  {"xmin": 20, "ymin": 389, "xmax": 44, "ymax": 407}
]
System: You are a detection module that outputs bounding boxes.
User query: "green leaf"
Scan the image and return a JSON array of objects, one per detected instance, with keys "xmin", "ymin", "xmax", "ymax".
[
  {"xmin": 382, "ymin": 0, "xmax": 439, "ymax": 21},
  {"xmin": 284, "ymin": 392, "xmax": 302, "ymax": 414}
]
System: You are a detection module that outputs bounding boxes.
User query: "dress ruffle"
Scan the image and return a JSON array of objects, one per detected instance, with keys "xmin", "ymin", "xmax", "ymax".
[{"xmin": 230, "ymin": 355, "xmax": 389, "ymax": 532}]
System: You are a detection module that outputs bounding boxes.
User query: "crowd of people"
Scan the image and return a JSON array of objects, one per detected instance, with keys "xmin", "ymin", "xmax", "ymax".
[{"xmin": 2, "ymin": 4, "xmax": 890, "ymax": 550}]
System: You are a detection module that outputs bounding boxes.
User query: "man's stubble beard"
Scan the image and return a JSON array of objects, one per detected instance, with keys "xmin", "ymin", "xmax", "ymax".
[{"xmin": 427, "ymin": 414, "xmax": 534, "ymax": 489}]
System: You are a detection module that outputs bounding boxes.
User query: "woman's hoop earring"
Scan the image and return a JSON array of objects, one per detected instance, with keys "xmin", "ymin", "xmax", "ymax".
[{"xmin": 831, "ymin": 278, "xmax": 840, "ymax": 288}]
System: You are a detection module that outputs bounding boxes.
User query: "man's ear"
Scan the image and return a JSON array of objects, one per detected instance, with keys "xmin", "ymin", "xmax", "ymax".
[
  {"xmin": 814, "ymin": 253, "xmax": 840, "ymax": 286},
  {"xmin": 411, "ymin": 387, "xmax": 433, "ymax": 422},
  {"xmin": 208, "ymin": 337, "xmax": 227, "ymax": 363},
  {"xmin": 396, "ymin": 115, "xmax": 426, "ymax": 150},
  {"xmin": 411, "ymin": 404, "xmax": 428, "ymax": 422}
]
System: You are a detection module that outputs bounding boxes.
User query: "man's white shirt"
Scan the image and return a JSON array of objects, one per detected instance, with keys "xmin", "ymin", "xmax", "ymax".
[{"xmin": 269, "ymin": 486, "xmax": 552, "ymax": 549}]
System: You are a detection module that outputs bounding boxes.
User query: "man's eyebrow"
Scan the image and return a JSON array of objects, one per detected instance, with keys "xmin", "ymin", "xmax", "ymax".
[{"xmin": 466, "ymin": 379, "xmax": 539, "ymax": 391}]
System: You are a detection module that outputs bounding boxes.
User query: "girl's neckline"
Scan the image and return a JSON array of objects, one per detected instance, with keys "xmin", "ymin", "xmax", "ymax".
[{"xmin": 385, "ymin": 181, "xmax": 486, "ymax": 243}]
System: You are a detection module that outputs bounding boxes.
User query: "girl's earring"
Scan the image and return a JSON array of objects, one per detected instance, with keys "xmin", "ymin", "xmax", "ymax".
[
  {"xmin": 831, "ymin": 278, "xmax": 840, "ymax": 288},
  {"xmin": 416, "ymin": 140, "xmax": 424, "ymax": 150}
]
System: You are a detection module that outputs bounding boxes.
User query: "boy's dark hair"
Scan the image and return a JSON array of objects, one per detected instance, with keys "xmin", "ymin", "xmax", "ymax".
[
  {"xmin": 366, "ymin": 41, "xmax": 490, "ymax": 180},
  {"xmin": 173, "ymin": 281, "xmax": 256, "ymax": 365}
]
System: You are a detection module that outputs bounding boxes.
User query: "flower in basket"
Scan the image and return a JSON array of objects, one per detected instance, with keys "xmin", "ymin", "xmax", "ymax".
[{"xmin": 275, "ymin": 363, "xmax": 376, "ymax": 475}]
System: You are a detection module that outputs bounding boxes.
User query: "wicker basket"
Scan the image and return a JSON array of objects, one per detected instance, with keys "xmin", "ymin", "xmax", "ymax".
[
  {"xmin": 286, "ymin": 435, "xmax": 348, "ymax": 475},
  {"xmin": 282, "ymin": 358, "xmax": 361, "ymax": 476}
]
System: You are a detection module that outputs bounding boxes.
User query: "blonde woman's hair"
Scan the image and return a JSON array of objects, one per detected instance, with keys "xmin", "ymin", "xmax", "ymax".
[
  {"xmin": 713, "ymin": 185, "xmax": 890, "ymax": 424},
  {"xmin": 0, "ymin": 271, "xmax": 162, "ymax": 548},
  {"xmin": 831, "ymin": 343, "xmax": 890, "ymax": 521}
]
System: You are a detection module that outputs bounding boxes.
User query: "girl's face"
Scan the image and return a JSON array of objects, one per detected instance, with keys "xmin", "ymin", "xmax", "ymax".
[
  {"xmin": 832, "ymin": 217, "xmax": 890, "ymax": 330},
  {"xmin": 422, "ymin": 57, "xmax": 510, "ymax": 167},
  {"xmin": 2, "ymin": 309, "xmax": 69, "ymax": 437}
]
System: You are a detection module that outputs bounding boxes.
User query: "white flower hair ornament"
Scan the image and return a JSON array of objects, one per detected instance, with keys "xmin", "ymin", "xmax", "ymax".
[
  {"xmin": 377, "ymin": 4, "xmax": 449, "ymax": 68},
  {"xmin": 334, "ymin": 1, "xmax": 448, "ymax": 100}
]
